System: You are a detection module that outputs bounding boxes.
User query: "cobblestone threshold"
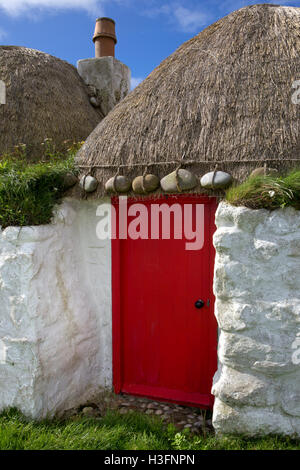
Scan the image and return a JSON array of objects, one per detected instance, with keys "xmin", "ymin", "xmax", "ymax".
[{"xmin": 64, "ymin": 392, "xmax": 213, "ymax": 435}]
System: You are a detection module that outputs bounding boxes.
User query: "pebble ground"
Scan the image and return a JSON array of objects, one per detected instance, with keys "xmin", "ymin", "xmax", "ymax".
[{"xmin": 66, "ymin": 393, "xmax": 213, "ymax": 435}]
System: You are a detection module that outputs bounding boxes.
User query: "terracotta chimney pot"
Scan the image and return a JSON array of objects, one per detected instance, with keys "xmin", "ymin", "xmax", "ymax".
[{"xmin": 93, "ymin": 17, "xmax": 117, "ymax": 58}]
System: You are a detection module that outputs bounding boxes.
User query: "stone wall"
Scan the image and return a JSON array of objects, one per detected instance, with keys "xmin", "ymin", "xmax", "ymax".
[
  {"xmin": 212, "ymin": 202, "xmax": 300, "ymax": 438},
  {"xmin": 0, "ymin": 199, "xmax": 112, "ymax": 419},
  {"xmin": 2, "ymin": 195, "xmax": 300, "ymax": 434}
]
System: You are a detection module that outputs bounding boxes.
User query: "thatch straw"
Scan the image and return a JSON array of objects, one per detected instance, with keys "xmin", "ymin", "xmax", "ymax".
[
  {"xmin": 75, "ymin": 4, "xmax": 300, "ymax": 198},
  {"xmin": 0, "ymin": 46, "xmax": 103, "ymax": 160}
]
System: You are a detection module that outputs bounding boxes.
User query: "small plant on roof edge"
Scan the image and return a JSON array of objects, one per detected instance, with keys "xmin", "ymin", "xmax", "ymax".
[{"xmin": 225, "ymin": 169, "xmax": 300, "ymax": 210}]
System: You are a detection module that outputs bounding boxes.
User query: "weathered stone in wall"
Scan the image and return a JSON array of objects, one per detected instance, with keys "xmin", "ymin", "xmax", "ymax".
[
  {"xmin": 215, "ymin": 300, "xmax": 256, "ymax": 332},
  {"xmin": 0, "ymin": 199, "xmax": 112, "ymax": 418},
  {"xmin": 77, "ymin": 57, "xmax": 131, "ymax": 116},
  {"xmin": 212, "ymin": 202, "xmax": 300, "ymax": 438},
  {"xmin": 212, "ymin": 365, "xmax": 277, "ymax": 407},
  {"xmin": 213, "ymin": 399, "xmax": 295, "ymax": 437}
]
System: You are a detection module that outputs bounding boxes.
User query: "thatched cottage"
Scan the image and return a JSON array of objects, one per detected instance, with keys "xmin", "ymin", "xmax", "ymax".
[
  {"xmin": 0, "ymin": 46, "xmax": 103, "ymax": 159},
  {"xmin": 0, "ymin": 4, "xmax": 300, "ymax": 438},
  {"xmin": 0, "ymin": 29, "xmax": 130, "ymax": 159}
]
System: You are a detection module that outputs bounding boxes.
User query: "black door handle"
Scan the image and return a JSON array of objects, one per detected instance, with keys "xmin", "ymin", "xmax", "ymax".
[{"xmin": 195, "ymin": 299, "xmax": 205, "ymax": 309}]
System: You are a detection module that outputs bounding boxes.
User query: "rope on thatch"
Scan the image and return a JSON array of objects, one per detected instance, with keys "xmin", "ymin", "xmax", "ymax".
[
  {"xmin": 112, "ymin": 167, "xmax": 121, "ymax": 193},
  {"xmin": 211, "ymin": 164, "xmax": 219, "ymax": 190},
  {"xmin": 174, "ymin": 153, "xmax": 187, "ymax": 192},
  {"xmin": 264, "ymin": 163, "xmax": 267, "ymax": 176},
  {"xmin": 81, "ymin": 166, "xmax": 95, "ymax": 199},
  {"xmin": 141, "ymin": 165, "xmax": 149, "ymax": 194},
  {"xmin": 78, "ymin": 158, "xmax": 300, "ymax": 171},
  {"xmin": 175, "ymin": 165, "xmax": 182, "ymax": 192}
]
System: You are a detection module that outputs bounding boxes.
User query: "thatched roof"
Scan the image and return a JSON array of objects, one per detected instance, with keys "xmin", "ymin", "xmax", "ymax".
[
  {"xmin": 75, "ymin": 4, "xmax": 300, "ymax": 198},
  {"xmin": 0, "ymin": 46, "xmax": 103, "ymax": 159}
]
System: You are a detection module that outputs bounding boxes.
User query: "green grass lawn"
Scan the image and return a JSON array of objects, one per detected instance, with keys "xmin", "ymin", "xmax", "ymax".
[{"xmin": 0, "ymin": 409, "xmax": 299, "ymax": 451}]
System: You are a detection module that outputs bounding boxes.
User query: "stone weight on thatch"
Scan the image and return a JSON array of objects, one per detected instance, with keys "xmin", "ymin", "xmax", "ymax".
[
  {"xmin": 132, "ymin": 175, "xmax": 160, "ymax": 194},
  {"xmin": 0, "ymin": 46, "xmax": 103, "ymax": 160},
  {"xmin": 80, "ymin": 175, "xmax": 98, "ymax": 193},
  {"xmin": 76, "ymin": 4, "xmax": 300, "ymax": 194},
  {"xmin": 200, "ymin": 171, "xmax": 233, "ymax": 190},
  {"xmin": 63, "ymin": 173, "xmax": 78, "ymax": 189},
  {"xmin": 160, "ymin": 169, "xmax": 198, "ymax": 193},
  {"xmin": 249, "ymin": 167, "xmax": 278, "ymax": 178},
  {"xmin": 105, "ymin": 175, "xmax": 132, "ymax": 193}
]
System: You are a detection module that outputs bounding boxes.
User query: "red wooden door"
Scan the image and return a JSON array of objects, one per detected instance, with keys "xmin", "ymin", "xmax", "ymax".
[{"xmin": 112, "ymin": 195, "xmax": 218, "ymax": 408}]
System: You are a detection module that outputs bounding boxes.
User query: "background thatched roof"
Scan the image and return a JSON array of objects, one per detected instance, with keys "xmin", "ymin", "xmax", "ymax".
[
  {"xmin": 0, "ymin": 46, "xmax": 103, "ymax": 159},
  {"xmin": 76, "ymin": 4, "xmax": 300, "ymax": 197}
]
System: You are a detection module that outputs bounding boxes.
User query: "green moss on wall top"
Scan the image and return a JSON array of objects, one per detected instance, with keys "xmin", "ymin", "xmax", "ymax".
[
  {"xmin": 0, "ymin": 142, "xmax": 80, "ymax": 229},
  {"xmin": 226, "ymin": 170, "xmax": 300, "ymax": 210}
]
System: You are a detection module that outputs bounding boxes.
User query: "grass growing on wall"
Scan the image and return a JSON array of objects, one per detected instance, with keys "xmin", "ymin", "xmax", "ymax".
[
  {"xmin": 0, "ymin": 141, "xmax": 80, "ymax": 229},
  {"xmin": 226, "ymin": 169, "xmax": 300, "ymax": 210},
  {"xmin": 0, "ymin": 409, "xmax": 299, "ymax": 450}
]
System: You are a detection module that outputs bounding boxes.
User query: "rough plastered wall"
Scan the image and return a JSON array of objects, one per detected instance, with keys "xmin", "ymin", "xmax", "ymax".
[
  {"xmin": 0, "ymin": 198, "xmax": 112, "ymax": 419},
  {"xmin": 212, "ymin": 202, "xmax": 300, "ymax": 438},
  {"xmin": 77, "ymin": 57, "xmax": 131, "ymax": 116}
]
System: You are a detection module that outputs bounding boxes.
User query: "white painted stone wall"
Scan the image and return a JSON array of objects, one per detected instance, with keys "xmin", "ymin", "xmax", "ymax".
[
  {"xmin": 212, "ymin": 202, "xmax": 300, "ymax": 438},
  {"xmin": 0, "ymin": 199, "xmax": 112, "ymax": 419}
]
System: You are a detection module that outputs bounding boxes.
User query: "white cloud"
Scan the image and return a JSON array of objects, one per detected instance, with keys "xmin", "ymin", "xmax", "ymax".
[
  {"xmin": 143, "ymin": 5, "xmax": 170, "ymax": 18},
  {"xmin": 143, "ymin": 0, "xmax": 300, "ymax": 34},
  {"xmin": 0, "ymin": 0, "xmax": 105, "ymax": 17},
  {"xmin": 131, "ymin": 76, "xmax": 144, "ymax": 90},
  {"xmin": 143, "ymin": 2, "xmax": 208, "ymax": 33},
  {"xmin": 172, "ymin": 6, "xmax": 208, "ymax": 33}
]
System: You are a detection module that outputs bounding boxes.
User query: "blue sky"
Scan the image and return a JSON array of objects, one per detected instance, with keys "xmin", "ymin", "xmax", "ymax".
[{"xmin": 0, "ymin": 0, "xmax": 300, "ymax": 88}]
